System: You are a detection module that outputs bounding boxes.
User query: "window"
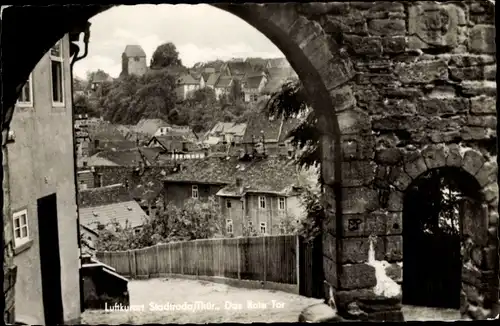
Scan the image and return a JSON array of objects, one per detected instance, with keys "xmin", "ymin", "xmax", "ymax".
[
  {"xmin": 260, "ymin": 222, "xmax": 267, "ymax": 234},
  {"xmin": 134, "ymin": 57, "xmax": 140, "ymax": 62},
  {"xmin": 226, "ymin": 219, "xmax": 233, "ymax": 234},
  {"xmin": 279, "ymin": 197, "xmax": 285, "ymax": 210},
  {"xmin": 13, "ymin": 209, "xmax": 29, "ymax": 247},
  {"xmin": 259, "ymin": 196, "xmax": 266, "ymax": 209},
  {"xmin": 226, "ymin": 200, "xmax": 232, "ymax": 209},
  {"xmin": 192, "ymin": 185, "xmax": 199, "ymax": 199},
  {"xmin": 50, "ymin": 40, "xmax": 64, "ymax": 105},
  {"xmin": 17, "ymin": 74, "xmax": 33, "ymax": 106}
]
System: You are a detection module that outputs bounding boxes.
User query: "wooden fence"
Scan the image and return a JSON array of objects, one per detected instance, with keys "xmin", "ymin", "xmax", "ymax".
[{"xmin": 95, "ymin": 235, "xmax": 324, "ymax": 298}]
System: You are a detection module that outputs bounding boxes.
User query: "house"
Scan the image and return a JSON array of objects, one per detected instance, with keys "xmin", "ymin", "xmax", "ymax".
[
  {"xmin": 87, "ymin": 124, "xmax": 137, "ymax": 153},
  {"xmin": 78, "ymin": 184, "xmax": 149, "ymax": 233},
  {"xmin": 242, "ymin": 113, "xmax": 302, "ymax": 156},
  {"xmin": 89, "ymin": 70, "xmax": 113, "ymax": 92},
  {"xmin": 175, "ymin": 73, "xmax": 200, "ymax": 101},
  {"xmin": 205, "ymin": 122, "xmax": 247, "ymax": 146},
  {"xmin": 242, "ymin": 72, "xmax": 268, "ymax": 102},
  {"xmin": 216, "ymin": 157, "xmax": 316, "ymax": 236},
  {"xmin": 220, "ymin": 61, "xmax": 255, "ymax": 78},
  {"xmin": 245, "ymin": 58, "xmax": 268, "ymax": 72},
  {"xmin": 153, "ymin": 124, "xmax": 196, "ymax": 140},
  {"xmin": 5, "ymin": 34, "xmax": 81, "ymax": 324},
  {"xmin": 88, "ymin": 165, "xmax": 173, "ymax": 217},
  {"xmin": 265, "ymin": 57, "xmax": 290, "ymax": 69},
  {"xmin": 162, "ymin": 156, "xmax": 242, "ymax": 208},
  {"xmin": 214, "ymin": 76, "xmax": 233, "ymax": 100},
  {"xmin": 205, "ymin": 73, "xmax": 220, "ymax": 90},
  {"xmin": 77, "ymin": 169, "xmax": 95, "ymax": 190},
  {"xmin": 120, "ymin": 44, "xmax": 147, "ymax": 77},
  {"xmin": 190, "ymin": 71, "xmax": 206, "ymax": 89},
  {"xmin": 132, "ymin": 118, "xmax": 169, "ymax": 137}
]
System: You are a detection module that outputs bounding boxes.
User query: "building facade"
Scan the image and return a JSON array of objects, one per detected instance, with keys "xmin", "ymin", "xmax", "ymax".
[
  {"xmin": 6, "ymin": 34, "xmax": 81, "ymax": 324},
  {"xmin": 120, "ymin": 44, "xmax": 147, "ymax": 77}
]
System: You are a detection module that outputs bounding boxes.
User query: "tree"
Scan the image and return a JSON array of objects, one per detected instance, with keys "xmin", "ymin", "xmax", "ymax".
[
  {"xmin": 150, "ymin": 42, "xmax": 182, "ymax": 69},
  {"xmin": 264, "ymin": 80, "xmax": 319, "ymax": 169},
  {"xmin": 229, "ymin": 79, "xmax": 243, "ymax": 104}
]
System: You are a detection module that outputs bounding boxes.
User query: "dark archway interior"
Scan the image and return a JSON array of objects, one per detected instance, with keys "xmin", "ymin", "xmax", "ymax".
[{"xmin": 402, "ymin": 167, "xmax": 483, "ymax": 309}]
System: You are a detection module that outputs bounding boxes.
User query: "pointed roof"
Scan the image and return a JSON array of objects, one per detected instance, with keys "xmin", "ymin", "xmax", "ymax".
[
  {"xmin": 177, "ymin": 73, "xmax": 199, "ymax": 85},
  {"xmin": 206, "ymin": 73, "xmax": 220, "ymax": 87},
  {"xmin": 244, "ymin": 74, "xmax": 266, "ymax": 89},
  {"xmin": 123, "ymin": 45, "xmax": 146, "ymax": 58},
  {"xmin": 215, "ymin": 76, "xmax": 233, "ymax": 88}
]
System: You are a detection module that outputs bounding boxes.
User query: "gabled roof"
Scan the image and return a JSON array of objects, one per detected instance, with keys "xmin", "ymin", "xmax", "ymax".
[
  {"xmin": 78, "ymin": 184, "xmax": 132, "ymax": 208},
  {"xmin": 226, "ymin": 61, "xmax": 254, "ymax": 76},
  {"xmin": 201, "ymin": 72, "xmax": 211, "ymax": 83},
  {"xmin": 128, "ymin": 166, "xmax": 171, "ymax": 205},
  {"xmin": 79, "ymin": 200, "xmax": 148, "ymax": 230},
  {"xmin": 206, "ymin": 73, "xmax": 220, "ymax": 87},
  {"xmin": 163, "ymin": 156, "xmax": 242, "ymax": 185},
  {"xmin": 267, "ymin": 58, "xmax": 289, "ymax": 68},
  {"xmin": 243, "ymin": 75, "xmax": 266, "ymax": 90},
  {"xmin": 78, "ymin": 155, "xmax": 119, "ymax": 168},
  {"xmin": 242, "ymin": 113, "xmax": 283, "ymax": 143},
  {"xmin": 177, "ymin": 73, "xmax": 199, "ymax": 85},
  {"xmin": 226, "ymin": 123, "xmax": 247, "ymax": 136},
  {"xmin": 266, "ymin": 67, "xmax": 296, "ymax": 80},
  {"xmin": 216, "ymin": 157, "xmax": 311, "ymax": 197},
  {"xmin": 123, "ymin": 44, "xmax": 146, "ymax": 58},
  {"xmin": 215, "ymin": 76, "xmax": 233, "ymax": 88},
  {"xmin": 94, "ymin": 148, "xmax": 147, "ymax": 167}
]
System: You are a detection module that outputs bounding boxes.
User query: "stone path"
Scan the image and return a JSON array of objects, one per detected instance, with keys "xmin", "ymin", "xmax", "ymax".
[{"xmin": 81, "ymin": 277, "xmax": 323, "ymax": 324}]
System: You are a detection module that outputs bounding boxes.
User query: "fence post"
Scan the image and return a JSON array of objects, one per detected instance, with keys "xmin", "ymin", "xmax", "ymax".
[
  {"xmin": 263, "ymin": 236, "xmax": 267, "ymax": 284},
  {"xmin": 180, "ymin": 241, "xmax": 184, "ymax": 275},
  {"xmin": 168, "ymin": 242, "xmax": 172, "ymax": 275},
  {"xmin": 134, "ymin": 250, "xmax": 138, "ymax": 278},
  {"xmin": 195, "ymin": 240, "xmax": 199, "ymax": 277},
  {"xmin": 236, "ymin": 237, "xmax": 241, "ymax": 280},
  {"xmin": 296, "ymin": 235, "xmax": 301, "ymax": 295},
  {"xmin": 155, "ymin": 244, "xmax": 160, "ymax": 277}
]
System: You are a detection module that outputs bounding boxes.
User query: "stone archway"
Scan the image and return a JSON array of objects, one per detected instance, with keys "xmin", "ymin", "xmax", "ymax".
[{"xmin": 397, "ymin": 144, "xmax": 498, "ymax": 319}]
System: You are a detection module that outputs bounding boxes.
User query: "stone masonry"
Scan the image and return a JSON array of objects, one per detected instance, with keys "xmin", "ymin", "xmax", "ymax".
[{"xmin": 0, "ymin": 1, "xmax": 497, "ymax": 322}]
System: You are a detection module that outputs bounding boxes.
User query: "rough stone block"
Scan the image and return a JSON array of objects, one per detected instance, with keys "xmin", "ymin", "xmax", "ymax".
[
  {"xmin": 450, "ymin": 66, "xmax": 485, "ymax": 81},
  {"xmin": 460, "ymin": 81, "xmax": 497, "ymax": 97},
  {"xmin": 445, "ymin": 144, "xmax": 463, "ymax": 167},
  {"xmin": 330, "ymin": 85, "xmax": 356, "ymax": 113},
  {"xmin": 343, "ymin": 187, "xmax": 379, "ymax": 215},
  {"xmin": 344, "ymin": 302, "xmax": 368, "ymax": 320},
  {"xmin": 372, "ymin": 115, "xmax": 427, "ymax": 132},
  {"xmin": 323, "ymin": 232, "xmax": 337, "ymax": 261},
  {"xmin": 322, "ymin": 57, "xmax": 356, "ymax": 91},
  {"xmin": 344, "ymin": 35, "xmax": 383, "ymax": 56},
  {"xmin": 419, "ymin": 98, "xmax": 469, "ymax": 116},
  {"xmin": 341, "ymin": 237, "xmax": 384, "ymax": 264},
  {"xmin": 387, "ymin": 190, "xmax": 403, "ymax": 212},
  {"xmin": 469, "ymin": 25, "xmax": 496, "ymax": 54},
  {"xmin": 487, "ymin": 226, "xmax": 497, "ymax": 246},
  {"xmin": 323, "ymin": 14, "xmax": 368, "ymax": 35},
  {"xmin": 389, "ymin": 166, "xmax": 413, "ymax": 192},
  {"xmin": 422, "ymin": 145, "xmax": 447, "ymax": 170},
  {"xmin": 449, "ymin": 54, "xmax": 496, "ymax": 67},
  {"xmin": 384, "ymin": 235, "xmax": 402, "ymax": 261},
  {"xmin": 461, "ymin": 126, "xmax": 492, "ymax": 141},
  {"xmin": 382, "ymin": 36, "xmax": 406, "ymax": 53},
  {"xmin": 299, "ymin": 2, "xmax": 350, "ymax": 16},
  {"xmin": 467, "ymin": 116, "xmax": 497, "ymax": 129},
  {"xmin": 462, "ymin": 150, "xmax": 485, "ymax": 176},
  {"xmin": 358, "ymin": 301, "xmax": 403, "ymax": 313},
  {"xmin": 475, "ymin": 161, "xmax": 497, "ymax": 188},
  {"xmin": 462, "ymin": 265, "xmax": 482, "ymax": 287},
  {"xmin": 322, "ymin": 159, "xmax": 335, "ymax": 185},
  {"xmin": 404, "ymin": 151, "xmax": 428, "ymax": 179},
  {"xmin": 483, "ymin": 65, "xmax": 496, "ymax": 81},
  {"xmin": 324, "ymin": 256, "xmax": 338, "ymax": 286},
  {"xmin": 343, "ymin": 214, "xmax": 365, "ymax": 238},
  {"xmin": 375, "ymin": 148, "xmax": 403, "ymax": 165},
  {"xmin": 386, "ymin": 212, "xmax": 402, "ymax": 235},
  {"xmin": 342, "ymin": 161, "xmax": 377, "ymax": 187},
  {"xmin": 488, "ymin": 210, "xmax": 498, "ymax": 226},
  {"xmin": 338, "ymin": 108, "xmax": 371, "ymax": 135},
  {"xmin": 408, "ymin": 3, "xmax": 463, "ymax": 49},
  {"xmin": 463, "ymin": 202, "xmax": 489, "ymax": 247},
  {"xmin": 395, "ymin": 60, "xmax": 449, "ymax": 84},
  {"xmin": 368, "ymin": 19, "xmax": 405, "ymax": 36},
  {"xmin": 482, "ymin": 182, "xmax": 498, "ymax": 205},
  {"xmin": 339, "ymin": 264, "xmax": 377, "ymax": 290}
]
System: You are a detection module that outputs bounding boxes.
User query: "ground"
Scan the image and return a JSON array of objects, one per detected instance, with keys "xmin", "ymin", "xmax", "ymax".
[{"xmin": 81, "ymin": 278, "xmax": 323, "ymax": 324}]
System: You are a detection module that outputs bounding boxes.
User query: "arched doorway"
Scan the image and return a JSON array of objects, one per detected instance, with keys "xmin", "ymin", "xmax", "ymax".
[{"xmin": 402, "ymin": 167, "xmax": 483, "ymax": 309}]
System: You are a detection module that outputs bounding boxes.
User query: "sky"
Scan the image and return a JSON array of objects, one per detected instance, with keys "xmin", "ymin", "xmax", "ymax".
[{"xmin": 73, "ymin": 4, "xmax": 285, "ymax": 79}]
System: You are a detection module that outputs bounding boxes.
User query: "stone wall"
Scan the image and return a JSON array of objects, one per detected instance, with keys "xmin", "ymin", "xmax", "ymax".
[{"xmin": 296, "ymin": 0, "xmax": 498, "ymax": 321}]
